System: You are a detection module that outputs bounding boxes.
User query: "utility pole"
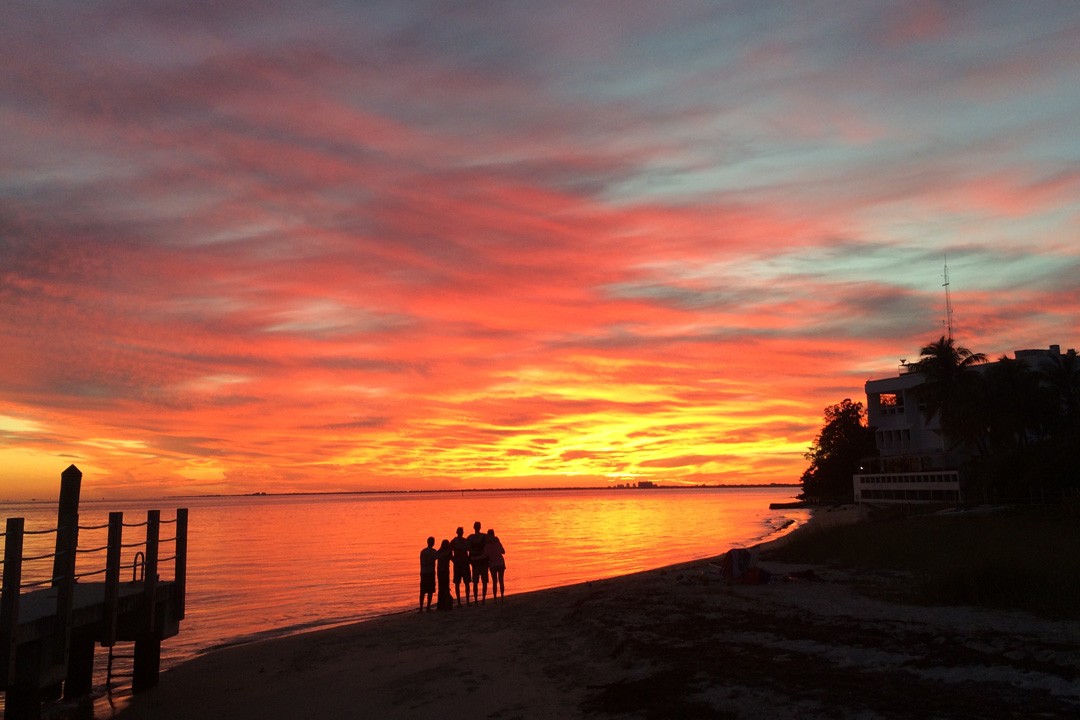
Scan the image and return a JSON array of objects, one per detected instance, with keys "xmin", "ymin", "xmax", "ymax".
[{"xmin": 942, "ymin": 257, "xmax": 954, "ymax": 340}]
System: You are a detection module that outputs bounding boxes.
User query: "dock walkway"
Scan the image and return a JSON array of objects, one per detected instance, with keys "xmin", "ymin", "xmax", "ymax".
[{"xmin": 2, "ymin": 466, "xmax": 187, "ymax": 720}]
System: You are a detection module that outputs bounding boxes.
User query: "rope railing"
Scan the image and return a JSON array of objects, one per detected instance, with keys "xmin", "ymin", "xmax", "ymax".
[
  {"xmin": 22, "ymin": 527, "xmax": 58, "ymax": 536},
  {"xmin": 74, "ymin": 567, "xmax": 108, "ymax": 581},
  {"xmin": 20, "ymin": 576, "xmax": 64, "ymax": 590},
  {"xmin": 77, "ymin": 543, "xmax": 111, "ymax": 555},
  {"xmin": 78, "ymin": 521, "xmax": 111, "ymax": 531},
  {"xmin": 3, "ymin": 511, "xmax": 185, "ymax": 594}
]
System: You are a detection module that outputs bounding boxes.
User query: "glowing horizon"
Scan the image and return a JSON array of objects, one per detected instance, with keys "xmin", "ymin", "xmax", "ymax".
[{"xmin": 2, "ymin": 2, "xmax": 1078, "ymax": 499}]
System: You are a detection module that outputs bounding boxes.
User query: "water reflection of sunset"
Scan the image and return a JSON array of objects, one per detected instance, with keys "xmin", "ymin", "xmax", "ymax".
[
  {"xmin": 3, "ymin": 3, "xmax": 1078, "ymax": 499},
  {"xmin": 2, "ymin": 488, "xmax": 807, "ymax": 677}
]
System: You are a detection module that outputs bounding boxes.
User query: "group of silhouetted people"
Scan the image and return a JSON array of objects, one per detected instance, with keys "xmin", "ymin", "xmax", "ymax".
[{"xmin": 419, "ymin": 521, "xmax": 506, "ymax": 612}]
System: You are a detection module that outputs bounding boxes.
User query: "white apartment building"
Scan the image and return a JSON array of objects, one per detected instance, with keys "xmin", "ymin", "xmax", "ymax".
[{"xmin": 852, "ymin": 344, "xmax": 1070, "ymax": 504}]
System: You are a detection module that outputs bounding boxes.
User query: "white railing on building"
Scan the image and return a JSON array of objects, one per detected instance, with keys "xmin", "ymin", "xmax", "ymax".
[{"xmin": 852, "ymin": 470, "xmax": 961, "ymax": 504}]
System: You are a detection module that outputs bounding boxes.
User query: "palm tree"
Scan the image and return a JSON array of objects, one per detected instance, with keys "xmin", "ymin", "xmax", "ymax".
[{"xmin": 912, "ymin": 335, "xmax": 988, "ymax": 450}]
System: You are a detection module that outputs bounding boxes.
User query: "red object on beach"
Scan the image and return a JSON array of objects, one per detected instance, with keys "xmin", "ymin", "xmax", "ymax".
[{"xmin": 720, "ymin": 548, "xmax": 752, "ymax": 583}]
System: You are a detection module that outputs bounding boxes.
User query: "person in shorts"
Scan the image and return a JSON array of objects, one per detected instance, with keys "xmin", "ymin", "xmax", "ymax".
[
  {"xmin": 483, "ymin": 528, "xmax": 506, "ymax": 602},
  {"xmin": 449, "ymin": 526, "xmax": 472, "ymax": 606},
  {"xmin": 419, "ymin": 536, "xmax": 437, "ymax": 611},
  {"xmin": 467, "ymin": 521, "xmax": 489, "ymax": 604}
]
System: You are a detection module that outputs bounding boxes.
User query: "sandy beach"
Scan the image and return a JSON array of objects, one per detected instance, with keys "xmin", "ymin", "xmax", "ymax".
[{"xmin": 113, "ymin": 515, "xmax": 1080, "ymax": 720}]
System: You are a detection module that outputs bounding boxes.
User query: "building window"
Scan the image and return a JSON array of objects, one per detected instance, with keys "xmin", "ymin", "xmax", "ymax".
[{"xmin": 878, "ymin": 392, "xmax": 904, "ymax": 415}]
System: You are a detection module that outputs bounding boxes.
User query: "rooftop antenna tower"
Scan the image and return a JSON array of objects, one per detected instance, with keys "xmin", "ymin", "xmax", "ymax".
[{"xmin": 942, "ymin": 256, "xmax": 954, "ymax": 340}]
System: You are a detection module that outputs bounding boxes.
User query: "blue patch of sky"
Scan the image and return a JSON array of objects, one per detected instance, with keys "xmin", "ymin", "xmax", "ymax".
[{"xmin": 623, "ymin": 236, "xmax": 1066, "ymax": 309}]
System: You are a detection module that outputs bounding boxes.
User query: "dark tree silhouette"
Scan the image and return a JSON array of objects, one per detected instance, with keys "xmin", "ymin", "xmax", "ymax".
[
  {"xmin": 983, "ymin": 356, "xmax": 1047, "ymax": 453},
  {"xmin": 1033, "ymin": 349, "xmax": 1080, "ymax": 497},
  {"xmin": 1039, "ymin": 348, "xmax": 1080, "ymax": 429},
  {"xmin": 912, "ymin": 335, "xmax": 988, "ymax": 450},
  {"xmin": 977, "ymin": 356, "xmax": 1048, "ymax": 498},
  {"xmin": 800, "ymin": 399, "xmax": 877, "ymax": 503},
  {"xmin": 910, "ymin": 338, "xmax": 1080, "ymax": 500}
]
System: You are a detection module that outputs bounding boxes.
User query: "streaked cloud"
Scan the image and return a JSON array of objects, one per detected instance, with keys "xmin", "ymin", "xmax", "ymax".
[{"xmin": 2, "ymin": 0, "xmax": 1077, "ymax": 497}]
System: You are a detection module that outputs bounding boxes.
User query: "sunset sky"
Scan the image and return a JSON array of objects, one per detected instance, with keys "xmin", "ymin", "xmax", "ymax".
[{"xmin": 2, "ymin": 1, "xmax": 1078, "ymax": 499}]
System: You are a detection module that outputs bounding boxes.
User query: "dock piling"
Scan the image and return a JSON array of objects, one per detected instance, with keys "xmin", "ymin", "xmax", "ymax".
[
  {"xmin": 133, "ymin": 509, "xmax": 163, "ymax": 693},
  {"xmin": 175, "ymin": 508, "xmax": 188, "ymax": 621},
  {"xmin": 45, "ymin": 465, "xmax": 82, "ymax": 699},
  {"xmin": 102, "ymin": 512, "xmax": 123, "ymax": 647},
  {"xmin": 1, "ymin": 517, "xmax": 25, "ymax": 688},
  {"xmin": 142, "ymin": 510, "xmax": 160, "ymax": 634}
]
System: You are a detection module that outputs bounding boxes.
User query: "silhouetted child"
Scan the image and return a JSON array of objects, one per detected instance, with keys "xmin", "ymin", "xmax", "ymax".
[{"xmin": 419, "ymin": 536, "xmax": 437, "ymax": 611}]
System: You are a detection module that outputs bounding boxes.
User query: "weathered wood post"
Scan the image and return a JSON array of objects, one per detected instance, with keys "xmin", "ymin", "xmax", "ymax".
[
  {"xmin": 142, "ymin": 510, "xmax": 160, "ymax": 634},
  {"xmin": 132, "ymin": 510, "xmax": 161, "ymax": 693},
  {"xmin": 46, "ymin": 465, "xmax": 82, "ymax": 699},
  {"xmin": 62, "ymin": 637, "xmax": 95, "ymax": 701},
  {"xmin": 1, "ymin": 517, "xmax": 25, "ymax": 688},
  {"xmin": 175, "ymin": 509, "xmax": 188, "ymax": 621},
  {"xmin": 102, "ymin": 512, "xmax": 123, "ymax": 647},
  {"xmin": 4, "ymin": 517, "xmax": 42, "ymax": 719},
  {"xmin": 51, "ymin": 465, "xmax": 82, "ymax": 585},
  {"xmin": 63, "ymin": 513, "xmax": 121, "ymax": 700}
]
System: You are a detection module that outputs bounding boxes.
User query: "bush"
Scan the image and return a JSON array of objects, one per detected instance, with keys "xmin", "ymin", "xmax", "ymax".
[{"xmin": 764, "ymin": 506, "xmax": 1080, "ymax": 619}]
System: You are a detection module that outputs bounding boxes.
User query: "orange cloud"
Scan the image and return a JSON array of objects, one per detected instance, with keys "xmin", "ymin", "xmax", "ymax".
[{"xmin": 2, "ymin": 1, "xmax": 1078, "ymax": 498}]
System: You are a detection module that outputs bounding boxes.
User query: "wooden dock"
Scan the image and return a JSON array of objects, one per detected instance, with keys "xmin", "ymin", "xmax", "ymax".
[{"xmin": 1, "ymin": 466, "xmax": 187, "ymax": 719}]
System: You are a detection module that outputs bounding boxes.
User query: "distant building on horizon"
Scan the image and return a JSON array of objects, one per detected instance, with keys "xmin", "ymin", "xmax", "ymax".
[{"xmin": 853, "ymin": 344, "xmax": 1073, "ymax": 505}]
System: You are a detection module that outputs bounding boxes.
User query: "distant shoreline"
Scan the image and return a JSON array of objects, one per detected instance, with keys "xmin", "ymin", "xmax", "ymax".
[
  {"xmin": 0, "ymin": 483, "xmax": 798, "ymax": 504},
  {"xmin": 168, "ymin": 483, "xmax": 802, "ymax": 501}
]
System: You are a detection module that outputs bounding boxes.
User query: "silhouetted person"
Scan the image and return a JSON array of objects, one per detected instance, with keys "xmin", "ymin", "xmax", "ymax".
[
  {"xmin": 449, "ymin": 526, "xmax": 472, "ymax": 606},
  {"xmin": 483, "ymin": 528, "xmax": 506, "ymax": 602},
  {"xmin": 436, "ymin": 539, "xmax": 453, "ymax": 611},
  {"xmin": 419, "ymin": 536, "xmax": 437, "ymax": 611},
  {"xmin": 467, "ymin": 520, "xmax": 489, "ymax": 604}
]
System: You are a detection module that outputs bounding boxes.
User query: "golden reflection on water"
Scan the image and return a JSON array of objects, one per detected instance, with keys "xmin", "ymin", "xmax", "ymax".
[{"xmin": 2, "ymin": 487, "xmax": 807, "ymax": 716}]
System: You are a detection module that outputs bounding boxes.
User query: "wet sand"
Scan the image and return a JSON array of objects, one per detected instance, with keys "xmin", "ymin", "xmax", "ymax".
[{"xmin": 113, "ymin": 516, "xmax": 1080, "ymax": 720}]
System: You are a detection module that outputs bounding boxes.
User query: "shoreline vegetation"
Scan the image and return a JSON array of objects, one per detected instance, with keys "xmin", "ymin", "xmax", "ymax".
[
  {"xmin": 764, "ymin": 503, "xmax": 1080, "ymax": 620},
  {"xmin": 111, "ymin": 504, "xmax": 1080, "ymax": 720}
]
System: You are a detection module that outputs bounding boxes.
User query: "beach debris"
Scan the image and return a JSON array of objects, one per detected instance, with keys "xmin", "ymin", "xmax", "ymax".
[{"xmin": 716, "ymin": 548, "xmax": 772, "ymax": 585}]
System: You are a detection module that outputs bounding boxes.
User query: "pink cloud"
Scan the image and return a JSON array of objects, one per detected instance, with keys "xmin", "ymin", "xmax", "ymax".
[{"xmin": 2, "ymin": 1, "xmax": 1078, "ymax": 497}]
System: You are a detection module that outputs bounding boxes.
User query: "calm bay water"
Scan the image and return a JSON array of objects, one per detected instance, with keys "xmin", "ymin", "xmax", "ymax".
[{"xmin": 1, "ymin": 486, "xmax": 808, "ymax": 714}]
